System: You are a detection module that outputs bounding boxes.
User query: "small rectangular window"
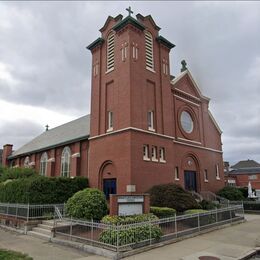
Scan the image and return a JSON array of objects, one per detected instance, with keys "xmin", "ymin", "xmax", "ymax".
[
  {"xmin": 148, "ymin": 111, "xmax": 155, "ymax": 131},
  {"xmin": 204, "ymin": 169, "xmax": 208, "ymax": 182},
  {"xmin": 151, "ymin": 146, "xmax": 158, "ymax": 162},
  {"xmin": 159, "ymin": 147, "xmax": 166, "ymax": 163},
  {"xmin": 143, "ymin": 145, "xmax": 149, "ymax": 161},
  {"xmin": 175, "ymin": 167, "xmax": 179, "ymax": 180},
  {"xmin": 216, "ymin": 164, "xmax": 220, "ymax": 180},
  {"xmin": 107, "ymin": 111, "xmax": 113, "ymax": 132}
]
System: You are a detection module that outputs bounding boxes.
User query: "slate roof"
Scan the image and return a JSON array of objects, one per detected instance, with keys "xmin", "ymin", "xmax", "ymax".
[
  {"xmin": 231, "ymin": 159, "xmax": 260, "ymax": 169},
  {"xmin": 10, "ymin": 114, "xmax": 90, "ymax": 158}
]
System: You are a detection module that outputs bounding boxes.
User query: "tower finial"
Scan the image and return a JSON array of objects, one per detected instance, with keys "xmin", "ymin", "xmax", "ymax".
[
  {"xmin": 45, "ymin": 124, "xmax": 49, "ymax": 131},
  {"xmin": 181, "ymin": 60, "xmax": 187, "ymax": 72},
  {"xmin": 126, "ymin": 6, "xmax": 133, "ymax": 17}
]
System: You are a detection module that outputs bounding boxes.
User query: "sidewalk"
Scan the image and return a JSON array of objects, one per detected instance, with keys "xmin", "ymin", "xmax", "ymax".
[{"xmin": 0, "ymin": 214, "xmax": 260, "ymax": 260}]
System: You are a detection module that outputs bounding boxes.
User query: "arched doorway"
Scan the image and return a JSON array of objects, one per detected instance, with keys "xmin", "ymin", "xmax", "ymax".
[
  {"xmin": 99, "ymin": 161, "xmax": 117, "ymax": 199},
  {"xmin": 181, "ymin": 153, "xmax": 200, "ymax": 192}
]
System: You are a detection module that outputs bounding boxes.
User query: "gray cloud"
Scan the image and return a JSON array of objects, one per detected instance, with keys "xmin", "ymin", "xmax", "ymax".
[{"xmin": 0, "ymin": 1, "xmax": 260, "ymax": 164}]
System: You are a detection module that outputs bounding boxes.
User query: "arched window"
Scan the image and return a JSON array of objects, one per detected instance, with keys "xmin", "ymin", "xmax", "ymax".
[
  {"xmin": 145, "ymin": 32, "xmax": 154, "ymax": 70},
  {"xmin": 24, "ymin": 156, "xmax": 30, "ymax": 168},
  {"xmin": 61, "ymin": 146, "xmax": 71, "ymax": 177},
  {"xmin": 40, "ymin": 152, "xmax": 48, "ymax": 176},
  {"xmin": 107, "ymin": 32, "xmax": 115, "ymax": 72}
]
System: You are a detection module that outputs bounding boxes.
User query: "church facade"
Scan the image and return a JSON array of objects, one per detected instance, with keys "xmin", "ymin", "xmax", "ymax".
[{"xmin": 2, "ymin": 11, "xmax": 225, "ymax": 196}]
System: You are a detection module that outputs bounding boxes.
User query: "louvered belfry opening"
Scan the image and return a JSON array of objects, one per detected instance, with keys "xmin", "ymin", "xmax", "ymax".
[
  {"xmin": 145, "ymin": 32, "xmax": 154, "ymax": 70},
  {"xmin": 107, "ymin": 32, "xmax": 115, "ymax": 71}
]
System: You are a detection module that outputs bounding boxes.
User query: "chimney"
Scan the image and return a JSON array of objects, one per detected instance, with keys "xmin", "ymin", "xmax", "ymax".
[{"xmin": 2, "ymin": 144, "xmax": 13, "ymax": 167}]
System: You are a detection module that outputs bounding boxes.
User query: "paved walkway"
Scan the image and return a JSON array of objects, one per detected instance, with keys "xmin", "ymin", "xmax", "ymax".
[{"xmin": 0, "ymin": 215, "xmax": 260, "ymax": 260}]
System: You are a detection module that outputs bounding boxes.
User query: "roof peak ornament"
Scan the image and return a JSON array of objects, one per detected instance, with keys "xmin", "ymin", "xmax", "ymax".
[
  {"xmin": 181, "ymin": 59, "xmax": 187, "ymax": 72},
  {"xmin": 45, "ymin": 124, "xmax": 49, "ymax": 131},
  {"xmin": 126, "ymin": 6, "xmax": 133, "ymax": 17}
]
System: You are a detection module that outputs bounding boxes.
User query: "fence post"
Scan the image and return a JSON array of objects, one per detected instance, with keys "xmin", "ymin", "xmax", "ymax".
[
  {"xmin": 63, "ymin": 203, "xmax": 66, "ymax": 217},
  {"xmin": 174, "ymin": 213, "xmax": 177, "ymax": 238},
  {"xmin": 149, "ymin": 217, "xmax": 152, "ymax": 245},
  {"xmin": 15, "ymin": 204, "xmax": 18, "ymax": 220},
  {"xmin": 7, "ymin": 202, "xmax": 9, "ymax": 216},
  {"xmin": 70, "ymin": 216, "xmax": 72, "ymax": 241},
  {"xmin": 198, "ymin": 213, "xmax": 200, "ymax": 232},
  {"xmin": 116, "ymin": 223, "xmax": 119, "ymax": 252},
  {"xmin": 230, "ymin": 206, "xmax": 232, "ymax": 223},
  {"xmin": 216, "ymin": 208, "xmax": 218, "ymax": 224},
  {"xmin": 91, "ymin": 219, "xmax": 94, "ymax": 245},
  {"xmin": 27, "ymin": 203, "xmax": 30, "ymax": 222}
]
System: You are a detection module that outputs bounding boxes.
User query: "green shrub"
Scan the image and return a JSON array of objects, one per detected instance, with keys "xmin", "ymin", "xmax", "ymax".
[
  {"xmin": 0, "ymin": 176, "xmax": 88, "ymax": 204},
  {"xmin": 217, "ymin": 186, "xmax": 244, "ymax": 201},
  {"xmin": 0, "ymin": 167, "xmax": 37, "ymax": 183},
  {"xmin": 99, "ymin": 213, "xmax": 162, "ymax": 246},
  {"xmin": 150, "ymin": 206, "xmax": 176, "ymax": 218},
  {"xmin": 199, "ymin": 200, "xmax": 219, "ymax": 210},
  {"xmin": 101, "ymin": 213, "xmax": 158, "ymax": 225},
  {"xmin": 66, "ymin": 188, "xmax": 107, "ymax": 220},
  {"xmin": 184, "ymin": 209, "xmax": 208, "ymax": 215},
  {"xmin": 148, "ymin": 183, "xmax": 199, "ymax": 212}
]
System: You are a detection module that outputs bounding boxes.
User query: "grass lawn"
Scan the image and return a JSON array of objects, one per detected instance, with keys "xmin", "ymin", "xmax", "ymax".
[{"xmin": 0, "ymin": 249, "xmax": 33, "ymax": 260}]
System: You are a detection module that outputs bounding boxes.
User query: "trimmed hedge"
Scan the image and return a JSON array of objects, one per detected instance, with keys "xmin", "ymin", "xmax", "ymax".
[
  {"xmin": 0, "ymin": 167, "xmax": 37, "ymax": 183},
  {"xmin": 66, "ymin": 188, "xmax": 108, "ymax": 220},
  {"xmin": 150, "ymin": 206, "xmax": 176, "ymax": 218},
  {"xmin": 184, "ymin": 209, "xmax": 208, "ymax": 215},
  {"xmin": 199, "ymin": 200, "xmax": 219, "ymax": 210},
  {"xmin": 148, "ymin": 183, "xmax": 199, "ymax": 212},
  {"xmin": 101, "ymin": 213, "xmax": 158, "ymax": 224},
  {"xmin": 217, "ymin": 186, "xmax": 244, "ymax": 201},
  {"xmin": 0, "ymin": 176, "xmax": 88, "ymax": 204},
  {"xmin": 99, "ymin": 213, "xmax": 162, "ymax": 246}
]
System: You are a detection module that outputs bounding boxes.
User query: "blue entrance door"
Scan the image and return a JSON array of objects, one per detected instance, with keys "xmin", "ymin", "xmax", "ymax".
[
  {"xmin": 184, "ymin": 171, "xmax": 197, "ymax": 192},
  {"xmin": 103, "ymin": 178, "xmax": 117, "ymax": 199}
]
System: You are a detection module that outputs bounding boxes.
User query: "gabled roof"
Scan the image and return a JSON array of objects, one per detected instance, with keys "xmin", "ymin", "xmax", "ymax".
[
  {"xmin": 9, "ymin": 115, "xmax": 90, "ymax": 159},
  {"xmin": 171, "ymin": 70, "xmax": 210, "ymax": 101},
  {"xmin": 231, "ymin": 159, "xmax": 260, "ymax": 169}
]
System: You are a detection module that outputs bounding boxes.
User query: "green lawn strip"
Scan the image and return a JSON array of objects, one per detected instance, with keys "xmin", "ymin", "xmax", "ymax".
[{"xmin": 0, "ymin": 249, "xmax": 33, "ymax": 260}]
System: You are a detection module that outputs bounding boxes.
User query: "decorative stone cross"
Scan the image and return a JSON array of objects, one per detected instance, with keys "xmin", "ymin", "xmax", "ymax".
[
  {"xmin": 181, "ymin": 59, "xmax": 187, "ymax": 72},
  {"xmin": 126, "ymin": 6, "xmax": 133, "ymax": 17},
  {"xmin": 45, "ymin": 124, "xmax": 49, "ymax": 131}
]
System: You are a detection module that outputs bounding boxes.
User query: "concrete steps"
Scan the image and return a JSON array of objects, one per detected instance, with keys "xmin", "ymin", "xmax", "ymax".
[{"xmin": 28, "ymin": 220, "xmax": 54, "ymax": 240}]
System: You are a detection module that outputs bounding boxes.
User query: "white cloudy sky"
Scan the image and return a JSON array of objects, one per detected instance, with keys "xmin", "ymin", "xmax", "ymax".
[{"xmin": 0, "ymin": 1, "xmax": 259, "ymax": 165}]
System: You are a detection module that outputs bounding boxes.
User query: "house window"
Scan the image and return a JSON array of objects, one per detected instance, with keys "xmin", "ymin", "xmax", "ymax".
[
  {"xmin": 61, "ymin": 146, "xmax": 71, "ymax": 177},
  {"xmin": 147, "ymin": 111, "xmax": 155, "ymax": 131},
  {"xmin": 107, "ymin": 32, "xmax": 115, "ymax": 72},
  {"xmin": 107, "ymin": 111, "xmax": 113, "ymax": 132},
  {"xmin": 145, "ymin": 32, "xmax": 154, "ymax": 71},
  {"xmin": 159, "ymin": 147, "xmax": 166, "ymax": 163},
  {"xmin": 24, "ymin": 156, "xmax": 30, "ymax": 168},
  {"xmin": 175, "ymin": 167, "xmax": 179, "ymax": 180},
  {"xmin": 204, "ymin": 169, "xmax": 208, "ymax": 182},
  {"xmin": 249, "ymin": 175, "xmax": 257, "ymax": 180},
  {"xmin": 151, "ymin": 146, "xmax": 158, "ymax": 162},
  {"xmin": 216, "ymin": 164, "xmax": 220, "ymax": 180},
  {"xmin": 143, "ymin": 145, "xmax": 150, "ymax": 161},
  {"xmin": 40, "ymin": 152, "xmax": 48, "ymax": 176}
]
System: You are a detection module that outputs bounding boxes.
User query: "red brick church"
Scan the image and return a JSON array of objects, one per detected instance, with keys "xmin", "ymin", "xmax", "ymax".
[{"xmin": 2, "ymin": 10, "xmax": 225, "ymax": 196}]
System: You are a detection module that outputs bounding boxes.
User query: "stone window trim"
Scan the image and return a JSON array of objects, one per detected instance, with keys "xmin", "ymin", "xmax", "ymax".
[
  {"xmin": 175, "ymin": 166, "xmax": 179, "ymax": 180},
  {"xmin": 215, "ymin": 164, "xmax": 220, "ymax": 180},
  {"xmin": 143, "ymin": 144, "xmax": 150, "ymax": 161},
  {"xmin": 40, "ymin": 152, "xmax": 48, "ymax": 176},
  {"xmin": 145, "ymin": 31, "xmax": 154, "ymax": 71},
  {"xmin": 151, "ymin": 146, "xmax": 158, "ymax": 162},
  {"xmin": 107, "ymin": 111, "xmax": 113, "ymax": 132},
  {"xmin": 61, "ymin": 146, "xmax": 71, "ymax": 177},
  {"xmin": 204, "ymin": 169, "xmax": 208, "ymax": 182},
  {"xmin": 148, "ymin": 110, "xmax": 155, "ymax": 132},
  {"xmin": 106, "ymin": 32, "xmax": 115, "ymax": 72},
  {"xmin": 159, "ymin": 147, "xmax": 166, "ymax": 163}
]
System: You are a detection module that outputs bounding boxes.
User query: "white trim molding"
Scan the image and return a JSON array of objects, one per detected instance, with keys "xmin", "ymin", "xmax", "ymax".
[
  {"xmin": 72, "ymin": 152, "xmax": 80, "ymax": 158},
  {"xmin": 47, "ymin": 158, "xmax": 55, "ymax": 163},
  {"xmin": 174, "ymin": 94, "xmax": 200, "ymax": 107},
  {"xmin": 177, "ymin": 137, "xmax": 202, "ymax": 145}
]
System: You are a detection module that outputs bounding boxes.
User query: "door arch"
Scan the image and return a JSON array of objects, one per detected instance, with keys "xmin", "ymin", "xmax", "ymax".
[
  {"xmin": 98, "ymin": 160, "xmax": 117, "ymax": 199},
  {"xmin": 181, "ymin": 153, "xmax": 201, "ymax": 192}
]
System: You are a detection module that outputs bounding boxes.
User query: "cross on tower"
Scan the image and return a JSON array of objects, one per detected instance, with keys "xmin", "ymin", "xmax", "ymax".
[
  {"xmin": 126, "ymin": 6, "xmax": 133, "ymax": 17},
  {"xmin": 45, "ymin": 124, "xmax": 49, "ymax": 131}
]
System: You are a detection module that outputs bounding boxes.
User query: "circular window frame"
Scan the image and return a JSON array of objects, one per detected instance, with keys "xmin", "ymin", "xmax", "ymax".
[{"xmin": 178, "ymin": 106, "xmax": 197, "ymax": 139}]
